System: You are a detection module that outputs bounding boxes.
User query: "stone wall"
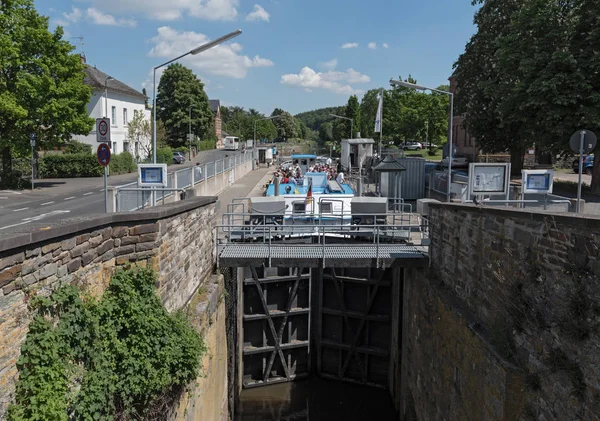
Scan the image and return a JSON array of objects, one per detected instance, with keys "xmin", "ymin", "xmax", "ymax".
[
  {"xmin": 0, "ymin": 197, "xmax": 217, "ymax": 417},
  {"xmin": 405, "ymin": 203, "xmax": 600, "ymax": 421},
  {"xmin": 170, "ymin": 274, "xmax": 228, "ymax": 421}
]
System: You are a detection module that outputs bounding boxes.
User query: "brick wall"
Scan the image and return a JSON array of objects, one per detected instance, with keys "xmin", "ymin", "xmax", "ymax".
[
  {"xmin": 409, "ymin": 203, "xmax": 600, "ymax": 420},
  {"xmin": 0, "ymin": 197, "xmax": 217, "ymax": 416}
]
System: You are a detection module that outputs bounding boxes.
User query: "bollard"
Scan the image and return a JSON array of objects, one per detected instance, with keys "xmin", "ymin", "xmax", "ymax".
[{"xmin": 570, "ymin": 198, "xmax": 585, "ymax": 213}]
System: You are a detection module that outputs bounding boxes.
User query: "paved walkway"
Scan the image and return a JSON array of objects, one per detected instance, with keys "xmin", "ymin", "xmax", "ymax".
[{"xmin": 216, "ymin": 166, "xmax": 271, "ymax": 221}]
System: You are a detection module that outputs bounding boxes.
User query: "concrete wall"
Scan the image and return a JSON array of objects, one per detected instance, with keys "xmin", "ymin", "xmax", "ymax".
[
  {"xmin": 402, "ymin": 204, "xmax": 600, "ymax": 421},
  {"xmin": 0, "ymin": 197, "xmax": 223, "ymax": 417}
]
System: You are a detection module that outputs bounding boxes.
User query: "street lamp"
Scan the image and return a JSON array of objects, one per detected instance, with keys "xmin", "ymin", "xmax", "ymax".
[
  {"xmin": 152, "ymin": 29, "xmax": 242, "ymax": 164},
  {"xmin": 329, "ymin": 114, "xmax": 353, "ymax": 140},
  {"xmin": 254, "ymin": 115, "xmax": 282, "ymax": 145},
  {"xmin": 104, "ymin": 76, "xmax": 114, "ymax": 118},
  {"xmin": 390, "ymin": 78, "xmax": 454, "ymax": 202}
]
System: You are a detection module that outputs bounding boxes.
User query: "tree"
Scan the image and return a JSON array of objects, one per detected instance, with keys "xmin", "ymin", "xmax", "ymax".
[
  {"xmin": 127, "ymin": 110, "xmax": 152, "ymax": 160},
  {"xmin": 156, "ymin": 63, "xmax": 213, "ymax": 147},
  {"xmin": 319, "ymin": 122, "xmax": 334, "ymax": 143},
  {"xmin": 271, "ymin": 108, "xmax": 297, "ymax": 140},
  {"xmin": 0, "ymin": 0, "xmax": 93, "ymax": 180},
  {"xmin": 345, "ymin": 95, "xmax": 361, "ymax": 137}
]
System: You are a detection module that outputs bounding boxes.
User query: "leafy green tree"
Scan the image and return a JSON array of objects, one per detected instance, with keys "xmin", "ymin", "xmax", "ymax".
[
  {"xmin": 271, "ymin": 108, "xmax": 297, "ymax": 140},
  {"xmin": 0, "ymin": 0, "xmax": 93, "ymax": 180},
  {"xmin": 127, "ymin": 110, "xmax": 151, "ymax": 160},
  {"xmin": 345, "ymin": 95, "xmax": 361, "ymax": 137},
  {"xmin": 295, "ymin": 106, "xmax": 345, "ymax": 131},
  {"xmin": 156, "ymin": 63, "xmax": 212, "ymax": 147},
  {"xmin": 319, "ymin": 122, "xmax": 334, "ymax": 143}
]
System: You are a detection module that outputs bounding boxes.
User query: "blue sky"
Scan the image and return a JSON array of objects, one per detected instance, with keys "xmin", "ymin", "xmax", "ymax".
[{"xmin": 37, "ymin": 0, "xmax": 477, "ymax": 115}]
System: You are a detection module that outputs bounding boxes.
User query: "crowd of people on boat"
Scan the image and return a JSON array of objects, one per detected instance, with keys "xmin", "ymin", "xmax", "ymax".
[{"xmin": 272, "ymin": 158, "xmax": 345, "ymax": 185}]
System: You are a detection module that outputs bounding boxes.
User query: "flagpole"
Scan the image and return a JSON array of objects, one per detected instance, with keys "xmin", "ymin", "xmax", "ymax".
[{"xmin": 379, "ymin": 88, "xmax": 383, "ymax": 157}]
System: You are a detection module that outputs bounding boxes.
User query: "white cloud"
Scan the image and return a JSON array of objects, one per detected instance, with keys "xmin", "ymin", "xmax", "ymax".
[
  {"xmin": 54, "ymin": 6, "xmax": 136, "ymax": 27},
  {"xmin": 341, "ymin": 42, "xmax": 358, "ymax": 49},
  {"xmin": 368, "ymin": 42, "xmax": 377, "ymax": 50},
  {"xmin": 281, "ymin": 66, "xmax": 370, "ymax": 95},
  {"xmin": 383, "ymin": 43, "xmax": 389, "ymax": 48},
  {"xmin": 319, "ymin": 58, "xmax": 338, "ymax": 70},
  {"xmin": 148, "ymin": 27, "xmax": 274, "ymax": 79},
  {"xmin": 246, "ymin": 4, "xmax": 270, "ymax": 21},
  {"xmin": 76, "ymin": 0, "xmax": 238, "ymax": 21},
  {"xmin": 86, "ymin": 8, "xmax": 137, "ymax": 27}
]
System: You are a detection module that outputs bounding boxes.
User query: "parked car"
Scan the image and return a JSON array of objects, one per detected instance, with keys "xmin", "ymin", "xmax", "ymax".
[
  {"xmin": 402, "ymin": 141, "xmax": 423, "ymax": 151},
  {"xmin": 173, "ymin": 152, "xmax": 185, "ymax": 164},
  {"xmin": 572, "ymin": 155, "xmax": 594, "ymax": 174}
]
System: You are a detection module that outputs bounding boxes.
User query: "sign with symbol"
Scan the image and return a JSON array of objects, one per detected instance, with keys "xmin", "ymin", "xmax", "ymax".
[
  {"xmin": 570, "ymin": 129, "xmax": 597, "ymax": 154},
  {"xmin": 30, "ymin": 133, "xmax": 36, "ymax": 147},
  {"xmin": 97, "ymin": 143, "xmax": 111, "ymax": 167},
  {"xmin": 96, "ymin": 118, "xmax": 111, "ymax": 143},
  {"xmin": 468, "ymin": 163, "xmax": 511, "ymax": 198}
]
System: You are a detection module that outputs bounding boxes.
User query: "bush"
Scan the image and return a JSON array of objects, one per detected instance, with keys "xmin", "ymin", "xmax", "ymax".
[
  {"xmin": 64, "ymin": 141, "xmax": 92, "ymax": 154},
  {"xmin": 110, "ymin": 152, "xmax": 136, "ymax": 175},
  {"xmin": 156, "ymin": 147, "xmax": 172, "ymax": 164},
  {"xmin": 173, "ymin": 146, "xmax": 188, "ymax": 155},
  {"xmin": 39, "ymin": 154, "xmax": 103, "ymax": 178},
  {"xmin": 8, "ymin": 268, "xmax": 205, "ymax": 421},
  {"xmin": 197, "ymin": 140, "xmax": 216, "ymax": 151}
]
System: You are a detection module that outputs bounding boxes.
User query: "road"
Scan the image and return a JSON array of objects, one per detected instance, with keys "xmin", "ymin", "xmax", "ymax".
[{"xmin": 0, "ymin": 149, "xmax": 243, "ymax": 231}]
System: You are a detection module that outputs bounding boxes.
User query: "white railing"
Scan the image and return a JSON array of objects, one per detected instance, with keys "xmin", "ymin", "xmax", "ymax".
[{"xmin": 115, "ymin": 151, "xmax": 253, "ymax": 212}]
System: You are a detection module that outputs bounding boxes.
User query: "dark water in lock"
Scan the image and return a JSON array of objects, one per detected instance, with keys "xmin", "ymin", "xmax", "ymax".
[{"xmin": 233, "ymin": 378, "xmax": 397, "ymax": 421}]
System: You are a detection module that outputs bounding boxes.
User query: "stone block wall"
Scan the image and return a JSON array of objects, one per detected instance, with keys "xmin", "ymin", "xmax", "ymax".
[
  {"xmin": 409, "ymin": 203, "xmax": 600, "ymax": 421},
  {"xmin": 0, "ymin": 197, "xmax": 217, "ymax": 416}
]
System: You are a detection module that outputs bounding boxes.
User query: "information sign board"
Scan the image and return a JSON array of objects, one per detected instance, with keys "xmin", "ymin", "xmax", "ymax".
[
  {"xmin": 468, "ymin": 163, "xmax": 511, "ymax": 198},
  {"xmin": 522, "ymin": 169, "xmax": 554, "ymax": 194},
  {"xmin": 137, "ymin": 164, "xmax": 168, "ymax": 187}
]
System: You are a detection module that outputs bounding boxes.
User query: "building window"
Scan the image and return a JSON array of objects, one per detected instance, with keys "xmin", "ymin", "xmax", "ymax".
[
  {"xmin": 123, "ymin": 141, "xmax": 129, "ymax": 153},
  {"xmin": 123, "ymin": 108, "xmax": 128, "ymax": 125},
  {"xmin": 112, "ymin": 142, "xmax": 117, "ymax": 153},
  {"xmin": 111, "ymin": 106, "xmax": 117, "ymax": 126}
]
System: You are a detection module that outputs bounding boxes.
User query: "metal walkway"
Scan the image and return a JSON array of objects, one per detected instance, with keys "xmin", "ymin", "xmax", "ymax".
[{"xmin": 218, "ymin": 244, "xmax": 427, "ymax": 267}]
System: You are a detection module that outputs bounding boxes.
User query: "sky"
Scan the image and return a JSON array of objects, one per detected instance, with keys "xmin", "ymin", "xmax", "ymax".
[{"xmin": 37, "ymin": 0, "xmax": 478, "ymax": 116}]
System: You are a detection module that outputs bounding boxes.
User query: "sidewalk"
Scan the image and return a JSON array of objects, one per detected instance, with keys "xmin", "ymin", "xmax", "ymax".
[{"xmin": 216, "ymin": 167, "xmax": 271, "ymax": 220}]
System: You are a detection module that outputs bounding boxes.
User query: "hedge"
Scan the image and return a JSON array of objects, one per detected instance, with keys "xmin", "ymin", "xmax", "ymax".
[
  {"xmin": 110, "ymin": 151, "xmax": 136, "ymax": 175},
  {"xmin": 156, "ymin": 147, "xmax": 172, "ymax": 164},
  {"xmin": 39, "ymin": 154, "xmax": 103, "ymax": 178},
  {"xmin": 39, "ymin": 152, "xmax": 137, "ymax": 178}
]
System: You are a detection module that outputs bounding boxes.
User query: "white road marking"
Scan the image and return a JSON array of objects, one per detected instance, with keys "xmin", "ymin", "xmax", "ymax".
[
  {"xmin": 99, "ymin": 189, "xmax": 105, "ymax": 192},
  {"xmin": 83, "ymin": 192, "xmax": 93, "ymax": 196},
  {"xmin": 64, "ymin": 196, "xmax": 75, "ymax": 200},
  {"xmin": 0, "ymin": 190, "xmax": 22, "ymax": 195},
  {"xmin": 0, "ymin": 197, "xmax": 7, "ymax": 200},
  {"xmin": 13, "ymin": 207, "xmax": 28, "ymax": 212},
  {"xmin": 0, "ymin": 210, "xmax": 70, "ymax": 230},
  {"xmin": 41, "ymin": 201, "xmax": 54, "ymax": 206}
]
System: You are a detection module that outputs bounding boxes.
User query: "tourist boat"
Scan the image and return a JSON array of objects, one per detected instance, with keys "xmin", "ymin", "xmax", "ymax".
[{"xmin": 264, "ymin": 171, "xmax": 355, "ymax": 224}]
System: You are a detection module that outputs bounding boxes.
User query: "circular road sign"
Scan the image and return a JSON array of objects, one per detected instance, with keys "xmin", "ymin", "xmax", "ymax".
[
  {"xmin": 98, "ymin": 119, "xmax": 109, "ymax": 137},
  {"xmin": 97, "ymin": 143, "xmax": 111, "ymax": 167},
  {"xmin": 570, "ymin": 129, "xmax": 597, "ymax": 154}
]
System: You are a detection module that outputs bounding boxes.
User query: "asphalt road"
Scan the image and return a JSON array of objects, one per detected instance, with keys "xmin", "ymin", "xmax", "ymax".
[{"xmin": 0, "ymin": 149, "xmax": 243, "ymax": 231}]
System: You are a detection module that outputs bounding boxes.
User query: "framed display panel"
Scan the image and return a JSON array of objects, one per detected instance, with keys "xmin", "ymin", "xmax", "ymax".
[
  {"xmin": 137, "ymin": 164, "xmax": 168, "ymax": 187},
  {"xmin": 468, "ymin": 163, "xmax": 511, "ymax": 198},
  {"xmin": 522, "ymin": 169, "xmax": 554, "ymax": 194}
]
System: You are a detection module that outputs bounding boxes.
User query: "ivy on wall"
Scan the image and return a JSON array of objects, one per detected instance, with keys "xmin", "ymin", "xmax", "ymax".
[{"xmin": 8, "ymin": 268, "xmax": 205, "ymax": 421}]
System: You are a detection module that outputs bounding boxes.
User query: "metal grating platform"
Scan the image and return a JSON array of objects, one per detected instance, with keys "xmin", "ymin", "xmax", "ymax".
[{"xmin": 219, "ymin": 244, "xmax": 426, "ymax": 261}]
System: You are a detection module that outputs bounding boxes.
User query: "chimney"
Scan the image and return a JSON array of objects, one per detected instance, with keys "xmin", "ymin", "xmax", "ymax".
[{"xmin": 80, "ymin": 54, "xmax": 86, "ymax": 64}]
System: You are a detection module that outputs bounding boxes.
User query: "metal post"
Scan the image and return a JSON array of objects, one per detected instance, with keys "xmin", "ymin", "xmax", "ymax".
[
  {"xmin": 30, "ymin": 137, "xmax": 35, "ymax": 190},
  {"xmin": 189, "ymin": 106, "xmax": 192, "ymax": 161},
  {"xmin": 379, "ymin": 88, "xmax": 383, "ymax": 157},
  {"xmin": 104, "ymin": 166, "xmax": 109, "ymax": 213},
  {"xmin": 447, "ymin": 93, "xmax": 454, "ymax": 202},
  {"xmin": 577, "ymin": 130, "xmax": 585, "ymax": 213}
]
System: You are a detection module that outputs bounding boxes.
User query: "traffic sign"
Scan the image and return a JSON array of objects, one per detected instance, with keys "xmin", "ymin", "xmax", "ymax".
[
  {"xmin": 97, "ymin": 143, "xmax": 111, "ymax": 167},
  {"xmin": 96, "ymin": 118, "xmax": 111, "ymax": 143},
  {"xmin": 30, "ymin": 133, "xmax": 36, "ymax": 147},
  {"xmin": 570, "ymin": 129, "xmax": 597, "ymax": 154}
]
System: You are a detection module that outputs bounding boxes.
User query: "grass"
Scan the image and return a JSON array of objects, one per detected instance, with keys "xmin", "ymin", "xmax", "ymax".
[{"xmin": 398, "ymin": 148, "xmax": 444, "ymax": 161}]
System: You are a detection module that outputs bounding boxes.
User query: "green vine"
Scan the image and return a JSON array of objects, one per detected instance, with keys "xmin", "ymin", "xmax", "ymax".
[{"xmin": 8, "ymin": 268, "xmax": 205, "ymax": 421}]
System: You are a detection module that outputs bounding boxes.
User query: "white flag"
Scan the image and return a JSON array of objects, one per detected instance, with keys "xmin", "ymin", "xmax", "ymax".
[{"xmin": 374, "ymin": 91, "xmax": 383, "ymax": 133}]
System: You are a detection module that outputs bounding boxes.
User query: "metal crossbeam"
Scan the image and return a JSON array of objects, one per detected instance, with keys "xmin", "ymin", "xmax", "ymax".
[
  {"xmin": 340, "ymin": 268, "xmax": 387, "ymax": 379},
  {"xmin": 250, "ymin": 267, "xmax": 291, "ymax": 381}
]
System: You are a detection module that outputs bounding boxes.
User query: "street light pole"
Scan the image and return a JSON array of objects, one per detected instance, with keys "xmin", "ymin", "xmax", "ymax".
[
  {"xmin": 103, "ymin": 76, "xmax": 114, "ymax": 213},
  {"xmin": 152, "ymin": 29, "xmax": 242, "ymax": 164},
  {"xmin": 389, "ymin": 79, "xmax": 454, "ymax": 202},
  {"xmin": 104, "ymin": 76, "xmax": 114, "ymax": 119},
  {"xmin": 329, "ymin": 114, "xmax": 353, "ymax": 140}
]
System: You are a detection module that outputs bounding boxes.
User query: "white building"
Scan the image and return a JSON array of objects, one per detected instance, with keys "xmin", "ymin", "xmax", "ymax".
[{"xmin": 73, "ymin": 65, "xmax": 151, "ymax": 159}]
